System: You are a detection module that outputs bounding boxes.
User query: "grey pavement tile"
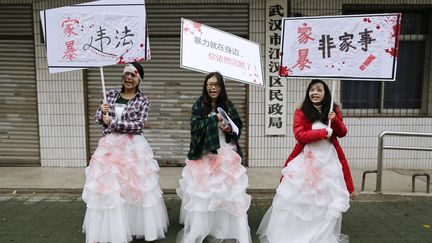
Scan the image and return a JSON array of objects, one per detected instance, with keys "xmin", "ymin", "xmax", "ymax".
[
  {"xmin": 0, "ymin": 197, "xmax": 13, "ymax": 203},
  {"xmin": 0, "ymin": 193, "xmax": 431, "ymax": 243}
]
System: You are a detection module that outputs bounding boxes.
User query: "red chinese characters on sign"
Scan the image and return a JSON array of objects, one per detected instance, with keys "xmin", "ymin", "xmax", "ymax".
[
  {"xmin": 208, "ymin": 52, "xmax": 245, "ymax": 68},
  {"xmin": 297, "ymin": 23, "xmax": 315, "ymax": 44},
  {"xmin": 63, "ymin": 40, "xmax": 77, "ymax": 61},
  {"xmin": 61, "ymin": 17, "xmax": 79, "ymax": 37},
  {"xmin": 292, "ymin": 22, "xmax": 313, "ymax": 71},
  {"xmin": 61, "ymin": 17, "xmax": 79, "ymax": 61},
  {"xmin": 292, "ymin": 48, "xmax": 312, "ymax": 70}
]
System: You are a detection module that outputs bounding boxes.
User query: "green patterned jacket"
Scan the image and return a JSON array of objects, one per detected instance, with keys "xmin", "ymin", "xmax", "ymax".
[{"xmin": 187, "ymin": 97, "xmax": 243, "ymax": 160}]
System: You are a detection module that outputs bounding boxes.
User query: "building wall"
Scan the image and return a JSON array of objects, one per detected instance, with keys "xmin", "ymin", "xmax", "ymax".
[
  {"xmin": 0, "ymin": 0, "xmax": 430, "ymax": 168},
  {"xmin": 35, "ymin": 0, "xmax": 88, "ymax": 166},
  {"xmin": 247, "ymin": 0, "xmax": 432, "ymax": 169}
]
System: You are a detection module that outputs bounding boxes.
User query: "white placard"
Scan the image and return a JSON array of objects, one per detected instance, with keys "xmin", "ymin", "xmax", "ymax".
[
  {"xmin": 217, "ymin": 107, "xmax": 239, "ymax": 135},
  {"xmin": 279, "ymin": 13, "xmax": 401, "ymax": 81},
  {"xmin": 40, "ymin": 0, "xmax": 150, "ymax": 73},
  {"xmin": 180, "ymin": 18, "xmax": 264, "ymax": 86}
]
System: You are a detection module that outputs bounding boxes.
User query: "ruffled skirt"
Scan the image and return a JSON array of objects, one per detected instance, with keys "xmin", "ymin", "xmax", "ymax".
[
  {"xmin": 82, "ymin": 133, "xmax": 169, "ymax": 243},
  {"xmin": 177, "ymin": 144, "xmax": 252, "ymax": 243},
  {"xmin": 257, "ymin": 140, "xmax": 350, "ymax": 243}
]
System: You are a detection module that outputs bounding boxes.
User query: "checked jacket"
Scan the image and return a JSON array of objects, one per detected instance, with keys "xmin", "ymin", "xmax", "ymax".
[
  {"xmin": 187, "ymin": 96, "xmax": 243, "ymax": 160},
  {"xmin": 95, "ymin": 89, "xmax": 149, "ymax": 136}
]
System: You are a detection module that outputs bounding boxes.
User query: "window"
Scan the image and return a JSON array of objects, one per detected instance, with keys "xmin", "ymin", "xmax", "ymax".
[{"xmin": 341, "ymin": 6, "xmax": 430, "ymax": 116}]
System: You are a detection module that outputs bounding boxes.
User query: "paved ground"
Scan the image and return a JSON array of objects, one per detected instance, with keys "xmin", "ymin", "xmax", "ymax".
[
  {"xmin": 1, "ymin": 167, "xmax": 431, "ymax": 195},
  {"xmin": 0, "ymin": 193, "xmax": 431, "ymax": 243}
]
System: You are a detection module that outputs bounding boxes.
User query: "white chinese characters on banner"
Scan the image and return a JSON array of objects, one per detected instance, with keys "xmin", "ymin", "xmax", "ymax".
[
  {"xmin": 265, "ymin": 0, "xmax": 287, "ymax": 136},
  {"xmin": 180, "ymin": 18, "xmax": 263, "ymax": 86},
  {"xmin": 279, "ymin": 13, "xmax": 401, "ymax": 81}
]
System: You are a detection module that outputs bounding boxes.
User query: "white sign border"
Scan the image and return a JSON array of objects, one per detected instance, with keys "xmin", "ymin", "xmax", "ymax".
[
  {"xmin": 279, "ymin": 13, "xmax": 401, "ymax": 81},
  {"xmin": 40, "ymin": 0, "xmax": 149, "ymax": 72},
  {"xmin": 180, "ymin": 18, "xmax": 264, "ymax": 87}
]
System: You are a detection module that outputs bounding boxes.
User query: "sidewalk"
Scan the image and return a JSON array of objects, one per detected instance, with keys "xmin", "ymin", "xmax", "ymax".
[
  {"xmin": 0, "ymin": 191, "xmax": 431, "ymax": 243},
  {"xmin": 0, "ymin": 166, "xmax": 431, "ymax": 196},
  {"xmin": 0, "ymin": 167, "xmax": 431, "ymax": 243}
]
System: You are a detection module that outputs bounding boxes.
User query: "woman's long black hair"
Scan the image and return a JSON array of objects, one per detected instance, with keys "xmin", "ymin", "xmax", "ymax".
[
  {"xmin": 301, "ymin": 79, "xmax": 334, "ymax": 124},
  {"xmin": 201, "ymin": 72, "xmax": 229, "ymax": 115}
]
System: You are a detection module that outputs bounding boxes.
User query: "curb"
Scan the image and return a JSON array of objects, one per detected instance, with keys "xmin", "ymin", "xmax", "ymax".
[{"xmin": 1, "ymin": 188, "xmax": 431, "ymax": 201}]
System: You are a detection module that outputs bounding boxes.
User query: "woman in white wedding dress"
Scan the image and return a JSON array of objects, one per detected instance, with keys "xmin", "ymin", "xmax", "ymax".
[
  {"xmin": 82, "ymin": 62, "xmax": 169, "ymax": 243},
  {"xmin": 257, "ymin": 79, "xmax": 356, "ymax": 243},
  {"xmin": 177, "ymin": 72, "xmax": 252, "ymax": 243}
]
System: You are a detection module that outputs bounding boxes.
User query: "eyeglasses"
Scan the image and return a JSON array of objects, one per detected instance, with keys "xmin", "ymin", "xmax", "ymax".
[{"xmin": 206, "ymin": 82, "xmax": 221, "ymax": 89}]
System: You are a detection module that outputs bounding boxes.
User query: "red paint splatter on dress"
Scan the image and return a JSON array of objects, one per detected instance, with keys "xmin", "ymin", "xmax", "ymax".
[{"xmin": 303, "ymin": 149, "xmax": 320, "ymax": 191}]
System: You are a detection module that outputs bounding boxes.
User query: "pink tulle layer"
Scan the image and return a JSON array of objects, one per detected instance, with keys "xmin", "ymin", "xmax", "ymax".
[
  {"xmin": 177, "ymin": 144, "xmax": 252, "ymax": 243},
  {"xmin": 82, "ymin": 133, "xmax": 169, "ymax": 243},
  {"xmin": 257, "ymin": 124, "xmax": 350, "ymax": 243}
]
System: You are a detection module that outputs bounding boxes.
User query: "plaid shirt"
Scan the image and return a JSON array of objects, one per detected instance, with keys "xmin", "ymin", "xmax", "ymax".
[
  {"xmin": 95, "ymin": 89, "xmax": 149, "ymax": 136},
  {"xmin": 187, "ymin": 97, "xmax": 243, "ymax": 160}
]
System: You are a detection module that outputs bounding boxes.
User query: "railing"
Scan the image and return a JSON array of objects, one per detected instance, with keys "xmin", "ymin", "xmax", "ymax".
[{"xmin": 361, "ymin": 131, "xmax": 432, "ymax": 194}]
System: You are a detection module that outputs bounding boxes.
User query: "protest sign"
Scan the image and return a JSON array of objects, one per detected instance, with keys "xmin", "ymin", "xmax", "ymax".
[
  {"xmin": 181, "ymin": 18, "xmax": 263, "ymax": 86},
  {"xmin": 40, "ymin": 0, "xmax": 150, "ymax": 73},
  {"xmin": 279, "ymin": 13, "xmax": 401, "ymax": 81}
]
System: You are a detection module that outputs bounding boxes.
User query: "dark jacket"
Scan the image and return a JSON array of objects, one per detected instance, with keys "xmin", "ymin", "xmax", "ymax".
[{"xmin": 187, "ymin": 97, "xmax": 243, "ymax": 160}]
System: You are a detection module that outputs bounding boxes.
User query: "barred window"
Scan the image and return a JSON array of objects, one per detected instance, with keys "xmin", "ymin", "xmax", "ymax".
[{"xmin": 341, "ymin": 6, "xmax": 431, "ymax": 117}]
